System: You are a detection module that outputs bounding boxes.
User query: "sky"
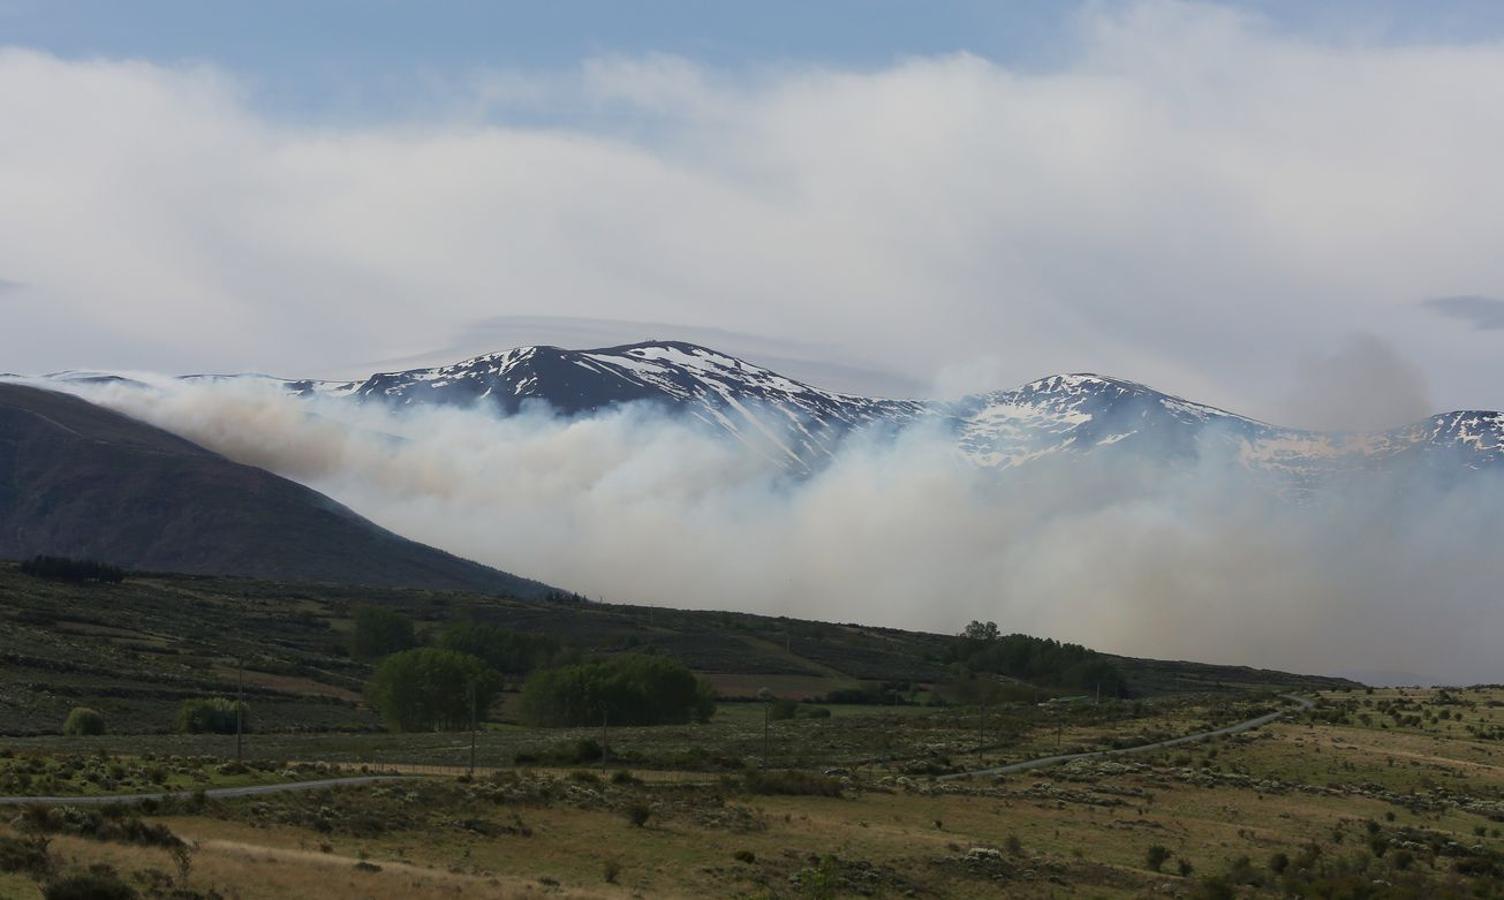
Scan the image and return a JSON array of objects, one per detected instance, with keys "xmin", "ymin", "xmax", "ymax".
[{"xmin": 4, "ymin": 0, "xmax": 1504, "ymax": 426}]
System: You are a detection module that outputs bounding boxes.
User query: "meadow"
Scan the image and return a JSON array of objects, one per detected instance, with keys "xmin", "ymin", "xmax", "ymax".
[{"xmin": 1, "ymin": 687, "xmax": 1500, "ymax": 898}]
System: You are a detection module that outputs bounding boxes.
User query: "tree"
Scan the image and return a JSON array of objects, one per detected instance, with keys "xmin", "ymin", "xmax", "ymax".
[
  {"xmin": 62, "ymin": 707, "xmax": 106, "ymax": 736},
  {"xmin": 1146, "ymin": 844, "xmax": 1173, "ymax": 872},
  {"xmin": 437, "ymin": 622, "xmax": 562, "ymax": 676},
  {"xmin": 520, "ymin": 654, "xmax": 716, "ymax": 727},
  {"xmin": 20, "ymin": 555, "xmax": 125, "ymax": 583},
  {"xmin": 950, "ymin": 626, "xmax": 1126, "ymax": 696},
  {"xmin": 962, "ymin": 620, "xmax": 1000, "ymax": 642},
  {"xmin": 177, "ymin": 698, "xmax": 249, "ymax": 734},
  {"xmin": 365, "ymin": 648, "xmax": 501, "ymax": 732},
  {"xmin": 349, "ymin": 606, "xmax": 416, "ymax": 662}
]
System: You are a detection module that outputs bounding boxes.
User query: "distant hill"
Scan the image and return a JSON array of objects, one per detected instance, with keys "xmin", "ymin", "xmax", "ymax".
[
  {"xmin": 0, "ymin": 383, "xmax": 548, "ymax": 595},
  {"xmin": 0, "ymin": 564, "xmax": 1361, "ymax": 735}
]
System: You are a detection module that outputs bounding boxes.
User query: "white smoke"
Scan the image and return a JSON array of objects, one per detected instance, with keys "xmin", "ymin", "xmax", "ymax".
[{"xmin": 68, "ymin": 377, "xmax": 1504, "ymax": 686}]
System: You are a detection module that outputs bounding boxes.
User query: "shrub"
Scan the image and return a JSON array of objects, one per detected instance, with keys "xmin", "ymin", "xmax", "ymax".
[
  {"xmin": 349, "ymin": 607, "xmax": 416, "ymax": 661},
  {"xmin": 18, "ymin": 807, "xmax": 181, "ymax": 849},
  {"xmin": 520, "ymin": 654, "xmax": 716, "ymax": 727},
  {"xmin": 625, "ymin": 802, "xmax": 652, "ymax": 827},
  {"xmin": 62, "ymin": 707, "xmax": 106, "ymax": 736},
  {"xmin": 176, "ymin": 698, "xmax": 249, "ymax": 735},
  {"xmin": 767, "ymin": 698, "xmax": 798, "ymax": 721},
  {"xmin": 0, "ymin": 835, "xmax": 52, "ymax": 877},
  {"xmin": 733, "ymin": 849, "xmax": 756, "ymax": 864},
  {"xmin": 1005, "ymin": 834, "xmax": 1023, "ymax": 855},
  {"xmin": 1146, "ymin": 844, "xmax": 1172, "ymax": 872},
  {"xmin": 364, "ymin": 648, "xmax": 501, "ymax": 732},
  {"xmin": 44, "ymin": 868, "xmax": 138, "ymax": 900},
  {"xmin": 602, "ymin": 858, "xmax": 621, "ymax": 883},
  {"xmin": 743, "ymin": 770, "xmax": 843, "ymax": 797}
]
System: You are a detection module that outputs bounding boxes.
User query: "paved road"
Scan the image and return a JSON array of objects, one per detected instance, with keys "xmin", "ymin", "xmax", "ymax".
[
  {"xmin": 937, "ymin": 693, "xmax": 1315, "ymax": 781},
  {"xmin": 0, "ymin": 775, "xmax": 414, "ymax": 807}
]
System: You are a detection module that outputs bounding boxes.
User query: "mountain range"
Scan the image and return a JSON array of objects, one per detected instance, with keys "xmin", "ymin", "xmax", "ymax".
[
  {"xmin": 130, "ymin": 339, "xmax": 1503, "ymax": 480},
  {"xmin": 12, "ymin": 340, "xmax": 1499, "ymax": 592}
]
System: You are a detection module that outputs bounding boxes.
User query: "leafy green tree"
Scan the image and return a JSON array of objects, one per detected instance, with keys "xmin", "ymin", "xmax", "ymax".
[
  {"xmin": 364, "ymin": 648, "xmax": 501, "ymax": 732},
  {"xmin": 349, "ymin": 606, "xmax": 416, "ymax": 661},
  {"xmin": 62, "ymin": 707, "xmax": 106, "ymax": 736},
  {"xmin": 962, "ymin": 620, "xmax": 1000, "ymax": 642},
  {"xmin": 177, "ymin": 698, "xmax": 249, "ymax": 734},
  {"xmin": 950, "ymin": 623, "xmax": 1126, "ymax": 696},
  {"xmin": 520, "ymin": 654, "xmax": 716, "ymax": 727},
  {"xmin": 437, "ymin": 622, "xmax": 562, "ymax": 676}
]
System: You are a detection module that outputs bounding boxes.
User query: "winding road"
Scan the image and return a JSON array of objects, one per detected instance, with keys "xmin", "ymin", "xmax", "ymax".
[
  {"xmin": 0, "ymin": 775, "xmax": 413, "ymax": 807},
  {"xmin": 937, "ymin": 693, "xmax": 1315, "ymax": 781}
]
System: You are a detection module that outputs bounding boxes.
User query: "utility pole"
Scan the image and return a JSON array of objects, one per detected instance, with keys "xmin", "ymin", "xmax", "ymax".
[
  {"xmin": 979, "ymin": 695, "xmax": 986, "ymax": 750},
  {"xmin": 468, "ymin": 680, "xmax": 478, "ymax": 779},
  {"xmin": 764, "ymin": 704, "xmax": 770, "ymax": 769},
  {"xmin": 601, "ymin": 707, "xmax": 609, "ymax": 771},
  {"xmin": 757, "ymin": 687, "xmax": 772, "ymax": 769},
  {"xmin": 235, "ymin": 656, "xmax": 244, "ymax": 764}
]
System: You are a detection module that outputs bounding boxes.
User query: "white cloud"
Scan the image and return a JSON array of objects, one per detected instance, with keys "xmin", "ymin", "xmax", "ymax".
[{"xmin": 2, "ymin": 2, "xmax": 1504, "ymax": 416}]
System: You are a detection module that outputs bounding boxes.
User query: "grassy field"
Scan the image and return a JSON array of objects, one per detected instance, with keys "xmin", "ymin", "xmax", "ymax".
[
  {"xmin": 12, "ymin": 564, "xmax": 1477, "ymax": 897},
  {"xmin": 1, "ymin": 693, "xmax": 1280, "ymax": 779},
  {"xmin": 0, "ymin": 687, "xmax": 1501, "ymax": 897}
]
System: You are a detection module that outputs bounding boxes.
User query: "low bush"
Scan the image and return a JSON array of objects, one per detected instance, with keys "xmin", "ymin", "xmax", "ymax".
[
  {"xmin": 18, "ymin": 806, "xmax": 182, "ymax": 849},
  {"xmin": 0, "ymin": 835, "xmax": 52, "ymax": 878},
  {"xmin": 44, "ymin": 871, "xmax": 137, "ymax": 900},
  {"xmin": 742, "ymin": 770, "xmax": 843, "ymax": 797},
  {"xmin": 767, "ymin": 698, "xmax": 798, "ymax": 721}
]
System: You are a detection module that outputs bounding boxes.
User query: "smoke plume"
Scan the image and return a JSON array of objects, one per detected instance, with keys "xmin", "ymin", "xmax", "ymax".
[{"xmin": 71, "ymin": 377, "xmax": 1504, "ymax": 686}]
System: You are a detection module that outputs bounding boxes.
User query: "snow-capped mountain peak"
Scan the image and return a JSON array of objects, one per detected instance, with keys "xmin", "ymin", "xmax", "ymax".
[{"xmin": 23, "ymin": 341, "xmax": 1504, "ymax": 480}]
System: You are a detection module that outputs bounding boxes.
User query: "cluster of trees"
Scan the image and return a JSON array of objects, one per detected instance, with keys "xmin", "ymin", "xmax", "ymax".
[
  {"xmin": 950, "ymin": 621, "xmax": 1126, "ymax": 696},
  {"xmin": 349, "ymin": 606, "xmax": 417, "ymax": 661},
  {"xmin": 350, "ymin": 606, "xmax": 711, "ymax": 733},
  {"xmin": 177, "ymin": 698, "xmax": 250, "ymax": 734},
  {"xmin": 437, "ymin": 621, "xmax": 564, "ymax": 676},
  {"xmin": 364, "ymin": 648, "xmax": 502, "ymax": 732},
  {"xmin": 519, "ymin": 654, "xmax": 716, "ymax": 727},
  {"xmin": 19, "ymin": 555, "xmax": 125, "ymax": 583}
]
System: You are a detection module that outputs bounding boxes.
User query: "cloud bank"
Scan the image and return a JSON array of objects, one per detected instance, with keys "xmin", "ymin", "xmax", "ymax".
[
  {"xmin": 2, "ymin": 2, "xmax": 1504, "ymax": 418},
  {"xmin": 72, "ymin": 377, "xmax": 1504, "ymax": 686}
]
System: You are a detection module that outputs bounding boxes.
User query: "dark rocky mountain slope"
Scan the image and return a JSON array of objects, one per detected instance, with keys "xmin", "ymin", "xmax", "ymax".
[{"xmin": 0, "ymin": 383, "xmax": 547, "ymax": 595}]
